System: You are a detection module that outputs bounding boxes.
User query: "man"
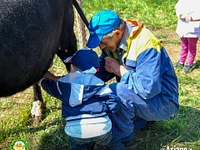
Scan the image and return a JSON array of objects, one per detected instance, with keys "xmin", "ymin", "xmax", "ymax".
[{"xmin": 86, "ymin": 10, "xmax": 179, "ymax": 146}]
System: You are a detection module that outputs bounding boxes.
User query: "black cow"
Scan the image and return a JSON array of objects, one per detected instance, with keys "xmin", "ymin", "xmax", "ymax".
[
  {"xmin": 0, "ymin": 0, "xmax": 78, "ymax": 125},
  {"xmin": 0, "ymin": 0, "xmax": 77, "ymax": 97}
]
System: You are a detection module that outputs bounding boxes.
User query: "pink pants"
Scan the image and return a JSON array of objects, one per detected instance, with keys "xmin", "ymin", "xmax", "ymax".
[{"xmin": 179, "ymin": 37, "xmax": 198, "ymax": 65}]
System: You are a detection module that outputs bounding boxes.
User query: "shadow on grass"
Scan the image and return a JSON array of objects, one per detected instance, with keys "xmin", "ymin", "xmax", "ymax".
[
  {"xmin": 191, "ymin": 60, "xmax": 200, "ymax": 72},
  {"xmin": 36, "ymin": 105, "xmax": 200, "ymax": 150},
  {"xmin": 2, "ymin": 105, "xmax": 199, "ymax": 150},
  {"xmin": 130, "ymin": 105, "xmax": 200, "ymax": 150},
  {"xmin": 37, "ymin": 105, "xmax": 200, "ymax": 150},
  {"xmin": 36, "ymin": 120, "xmax": 70, "ymax": 150}
]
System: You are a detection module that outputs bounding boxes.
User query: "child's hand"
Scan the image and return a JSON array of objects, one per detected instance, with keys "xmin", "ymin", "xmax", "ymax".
[
  {"xmin": 185, "ymin": 15, "xmax": 192, "ymax": 22},
  {"xmin": 43, "ymin": 71, "xmax": 59, "ymax": 81}
]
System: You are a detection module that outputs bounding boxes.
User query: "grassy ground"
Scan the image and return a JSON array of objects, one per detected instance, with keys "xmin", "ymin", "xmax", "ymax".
[{"xmin": 0, "ymin": 0, "xmax": 200, "ymax": 150}]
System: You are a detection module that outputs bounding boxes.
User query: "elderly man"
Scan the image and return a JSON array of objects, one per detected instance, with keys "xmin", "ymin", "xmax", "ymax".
[{"xmin": 87, "ymin": 10, "xmax": 179, "ymax": 149}]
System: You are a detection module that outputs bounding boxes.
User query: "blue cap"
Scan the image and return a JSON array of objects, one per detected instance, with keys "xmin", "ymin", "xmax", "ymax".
[
  {"xmin": 86, "ymin": 10, "xmax": 121, "ymax": 48},
  {"xmin": 64, "ymin": 48, "xmax": 99, "ymax": 71}
]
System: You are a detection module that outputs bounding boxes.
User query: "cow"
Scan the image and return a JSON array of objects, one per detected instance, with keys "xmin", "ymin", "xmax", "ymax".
[
  {"xmin": 0, "ymin": 0, "xmax": 77, "ymax": 96},
  {"xmin": 0, "ymin": 0, "xmax": 77, "ymax": 124}
]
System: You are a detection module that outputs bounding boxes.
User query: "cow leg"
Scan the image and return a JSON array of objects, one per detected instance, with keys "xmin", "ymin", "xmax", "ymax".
[{"xmin": 31, "ymin": 84, "xmax": 46, "ymax": 126}]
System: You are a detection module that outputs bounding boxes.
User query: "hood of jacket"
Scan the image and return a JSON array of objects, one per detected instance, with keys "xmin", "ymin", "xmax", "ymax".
[{"xmin": 58, "ymin": 67, "xmax": 111, "ymax": 107}]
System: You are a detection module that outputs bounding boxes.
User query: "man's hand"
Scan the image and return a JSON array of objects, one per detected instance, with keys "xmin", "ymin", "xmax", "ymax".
[{"xmin": 104, "ymin": 57, "xmax": 128, "ymax": 77}]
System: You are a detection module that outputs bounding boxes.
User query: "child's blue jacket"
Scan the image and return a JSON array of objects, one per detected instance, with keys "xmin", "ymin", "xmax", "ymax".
[
  {"xmin": 40, "ymin": 68, "xmax": 121, "ymax": 138},
  {"xmin": 41, "ymin": 69, "xmax": 120, "ymax": 119}
]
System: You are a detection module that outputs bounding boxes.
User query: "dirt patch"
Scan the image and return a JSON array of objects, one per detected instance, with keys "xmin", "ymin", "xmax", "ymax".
[{"xmin": 152, "ymin": 27, "xmax": 200, "ymax": 64}]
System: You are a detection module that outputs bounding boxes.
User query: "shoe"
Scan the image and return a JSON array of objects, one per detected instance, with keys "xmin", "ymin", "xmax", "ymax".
[
  {"xmin": 92, "ymin": 144, "xmax": 107, "ymax": 150},
  {"xmin": 123, "ymin": 138, "xmax": 137, "ymax": 149},
  {"xmin": 173, "ymin": 61, "xmax": 184, "ymax": 69},
  {"xmin": 183, "ymin": 63, "xmax": 193, "ymax": 73}
]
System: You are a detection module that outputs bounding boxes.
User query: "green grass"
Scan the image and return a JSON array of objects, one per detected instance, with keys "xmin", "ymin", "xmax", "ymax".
[
  {"xmin": 1, "ymin": 0, "xmax": 200, "ymax": 149},
  {"xmin": 82, "ymin": 0, "xmax": 177, "ymax": 29}
]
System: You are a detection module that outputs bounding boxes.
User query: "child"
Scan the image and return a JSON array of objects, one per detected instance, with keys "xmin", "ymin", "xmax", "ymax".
[
  {"xmin": 39, "ymin": 48, "xmax": 121, "ymax": 150},
  {"xmin": 174, "ymin": 0, "xmax": 200, "ymax": 73}
]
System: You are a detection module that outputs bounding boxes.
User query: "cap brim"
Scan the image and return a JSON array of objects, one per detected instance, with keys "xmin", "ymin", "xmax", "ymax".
[
  {"xmin": 63, "ymin": 55, "xmax": 73, "ymax": 63},
  {"xmin": 86, "ymin": 34, "xmax": 103, "ymax": 48}
]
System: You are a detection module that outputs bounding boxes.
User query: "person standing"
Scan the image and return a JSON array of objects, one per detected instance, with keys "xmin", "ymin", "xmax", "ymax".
[{"xmin": 174, "ymin": 0, "xmax": 200, "ymax": 73}]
